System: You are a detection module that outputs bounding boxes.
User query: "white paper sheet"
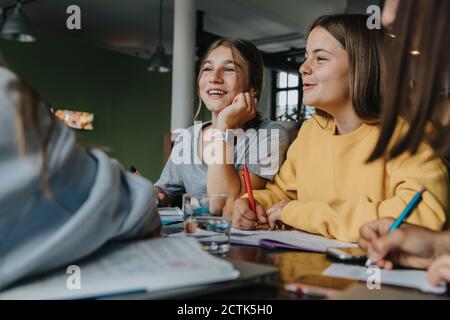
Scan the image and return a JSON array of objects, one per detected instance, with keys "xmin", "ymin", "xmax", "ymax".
[
  {"xmin": 230, "ymin": 229, "xmax": 357, "ymax": 252},
  {"xmin": 169, "ymin": 229, "xmax": 355, "ymax": 253},
  {"xmin": 323, "ymin": 263, "xmax": 447, "ymax": 294},
  {"xmin": 0, "ymin": 238, "xmax": 238, "ymax": 300}
]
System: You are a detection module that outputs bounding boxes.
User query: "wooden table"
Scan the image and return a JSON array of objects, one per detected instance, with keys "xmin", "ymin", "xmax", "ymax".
[
  {"xmin": 162, "ymin": 224, "xmax": 448, "ymax": 300},
  {"xmin": 200, "ymin": 245, "xmax": 332, "ymax": 299},
  {"xmin": 201, "ymin": 245, "xmax": 449, "ymax": 300}
]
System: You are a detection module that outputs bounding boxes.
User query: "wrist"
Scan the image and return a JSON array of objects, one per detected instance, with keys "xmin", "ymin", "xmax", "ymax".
[
  {"xmin": 211, "ymin": 129, "xmax": 235, "ymax": 145},
  {"xmin": 433, "ymin": 231, "xmax": 450, "ymax": 258},
  {"xmin": 216, "ymin": 120, "xmax": 231, "ymax": 131}
]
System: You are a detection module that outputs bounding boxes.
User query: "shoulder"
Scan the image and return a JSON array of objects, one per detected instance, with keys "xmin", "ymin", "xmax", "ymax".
[
  {"xmin": 252, "ymin": 120, "xmax": 289, "ymax": 140},
  {"xmin": 386, "ymin": 117, "xmax": 442, "ymax": 161},
  {"xmin": 256, "ymin": 120, "xmax": 287, "ymax": 131},
  {"xmin": 171, "ymin": 124, "xmax": 198, "ymax": 145},
  {"xmin": 174, "ymin": 122, "xmax": 210, "ymax": 139},
  {"xmin": 0, "ymin": 68, "xmax": 19, "ymax": 129},
  {"xmin": 0, "ymin": 67, "xmax": 18, "ymax": 111},
  {"xmin": 0, "ymin": 67, "xmax": 17, "ymax": 87}
]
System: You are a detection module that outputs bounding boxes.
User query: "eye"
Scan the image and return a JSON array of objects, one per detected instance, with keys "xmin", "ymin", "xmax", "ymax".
[
  {"xmin": 317, "ymin": 57, "xmax": 327, "ymax": 62},
  {"xmin": 202, "ymin": 66, "xmax": 213, "ymax": 72},
  {"xmin": 224, "ymin": 66, "xmax": 235, "ymax": 72}
]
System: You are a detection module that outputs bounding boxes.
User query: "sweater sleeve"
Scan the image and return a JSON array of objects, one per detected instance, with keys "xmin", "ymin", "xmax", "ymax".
[{"xmin": 281, "ymin": 138, "xmax": 448, "ymax": 242}]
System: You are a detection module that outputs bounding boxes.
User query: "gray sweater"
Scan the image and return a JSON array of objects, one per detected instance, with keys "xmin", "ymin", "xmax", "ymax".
[
  {"xmin": 155, "ymin": 121, "xmax": 290, "ymax": 196},
  {"xmin": 0, "ymin": 67, "xmax": 161, "ymax": 290}
]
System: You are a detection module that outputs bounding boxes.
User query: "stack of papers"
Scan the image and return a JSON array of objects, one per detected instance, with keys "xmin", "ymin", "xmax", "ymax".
[{"xmin": 158, "ymin": 207, "xmax": 184, "ymax": 225}]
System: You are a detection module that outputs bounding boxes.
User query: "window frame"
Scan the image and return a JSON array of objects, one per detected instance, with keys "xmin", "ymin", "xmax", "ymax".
[{"xmin": 270, "ymin": 70, "xmax": 303, "ymax": 122}]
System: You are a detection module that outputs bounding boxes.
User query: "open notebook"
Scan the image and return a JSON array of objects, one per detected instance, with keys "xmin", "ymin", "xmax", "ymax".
[
  {"xmin": 169, "ymin": 228, "xmax": 356, "ymax": 252},
  {"xmin": 0, "ymin": 238, "xmax": 239, "ymax": 300},
  {"xmin": 230, "ymin": 229, "xmax": 357, "ymax": 252}
]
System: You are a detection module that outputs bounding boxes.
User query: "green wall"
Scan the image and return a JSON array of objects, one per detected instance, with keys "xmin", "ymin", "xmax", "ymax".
[{"xmin": 0, "ymin": 31, "xmax": 172, "ymax": 181}]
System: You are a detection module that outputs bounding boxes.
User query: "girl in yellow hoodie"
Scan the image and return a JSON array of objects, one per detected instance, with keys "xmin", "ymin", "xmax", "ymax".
[{"xmin": 232, "ymin": 14, "xmax": 448, "ymax": 242}]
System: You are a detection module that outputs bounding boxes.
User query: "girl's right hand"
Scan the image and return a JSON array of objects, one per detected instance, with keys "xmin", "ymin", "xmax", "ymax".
[
  {"xmin": 232, "ymin": 198, "xmax": 267, "ymax": 229},
  {"xmin": 358, "ymin": 218, "xmax": 443, "ymax": 269},
  {"xmin": 216, "ymin": 91, "xmax": 257, "ymax": 131},
  {"xmin": 155, "ymin": 186, "xmax": 170, "ymax": 207}
]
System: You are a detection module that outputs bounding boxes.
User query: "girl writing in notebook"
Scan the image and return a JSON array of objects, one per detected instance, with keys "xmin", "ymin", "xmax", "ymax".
[
  {"xmin": 359, "ymin": 0, "xmax": 450, "ymax": 286},
  {"xmin": 232, "ymin": 14, "xmax": 448, "ymax": 242}
]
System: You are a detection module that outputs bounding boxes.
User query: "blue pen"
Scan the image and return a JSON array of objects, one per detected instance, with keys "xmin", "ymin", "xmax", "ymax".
[
  {"xmin": 365, "ymin": 187, "xmax": 426, "ymax": 266},
  {"xmin": 387, "ymin": 187, "xmax": 426, "ymax": 232}
]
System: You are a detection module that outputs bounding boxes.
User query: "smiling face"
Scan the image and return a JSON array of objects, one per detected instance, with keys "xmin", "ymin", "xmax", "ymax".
[
  {"xmin": 300, "ymin": 27, "xmax": 351, "ymax": 115},
  {"xmin": 198, "ymin": 46, "xmax": 248, "ymax": 114}
]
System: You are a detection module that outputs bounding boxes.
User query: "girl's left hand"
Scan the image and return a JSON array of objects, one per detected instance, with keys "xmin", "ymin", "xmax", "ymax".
[
  {"xmin": 266, "ymin": 200, "xmax": 290, "ymax": 230},
  {"xmin": 427, "ymin": 254, "xmax": 450, "ymax": 287}
]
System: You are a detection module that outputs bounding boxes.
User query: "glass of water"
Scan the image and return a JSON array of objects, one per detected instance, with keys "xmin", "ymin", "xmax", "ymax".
[{"xmin": 182, "ymin": 194, "xmax": 231, "ymax": 254}]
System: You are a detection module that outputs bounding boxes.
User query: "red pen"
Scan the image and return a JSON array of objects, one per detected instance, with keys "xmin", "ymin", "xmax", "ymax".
[{"xmin": 242, "ymin": 164, "xmax": 258, "ymax": 229}]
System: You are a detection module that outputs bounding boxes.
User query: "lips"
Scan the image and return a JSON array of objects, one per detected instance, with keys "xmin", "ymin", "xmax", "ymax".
[
  {"xmin": 206, "ymin": 88, "xmax": 227, "ymax": 97},
  {"xmin": 302, "ymin": 83, "xmax": 317, "ymax": 90}
]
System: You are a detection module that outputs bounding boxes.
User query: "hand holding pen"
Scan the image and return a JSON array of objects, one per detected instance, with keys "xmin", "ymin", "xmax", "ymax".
[
  {"xmin": 240, "ymin": 164, "xmax": 269, "ymax": 230},
  {"xmin": 363, "ymin": 188, "xmax": 427, "ymax": 267}
]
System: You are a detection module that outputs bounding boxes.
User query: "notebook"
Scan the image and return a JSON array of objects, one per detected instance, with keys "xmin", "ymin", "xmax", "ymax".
[
  {"xmin": 110, "ymin": 259, "xmax": 279, "ymax": 300},
  {"xmin": 323, "ymin": 263, "xmax": 447, "ymax": 294},
  {"xmin": 230, "ymin": 229, "xmax": 357, "ymax": 252},
  {"xmin": 0, "ymin": 237, "xmax": 239, "ymax": 300},
  {"xmin": 158, "ymin": 207, "xmax": 184, "ymax": 225},
  {"xmin": 164, "ymin": 215, "xmax": 357, "ymax": 253}
]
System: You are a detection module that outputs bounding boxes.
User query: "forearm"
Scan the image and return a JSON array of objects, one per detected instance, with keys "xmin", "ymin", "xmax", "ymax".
[
  {"xmin": 207, "ymin": 164, "xmax": 242, "ymax": 197},
  {"xmin": 434, "ymin": 231, "xmax": 450, "ymax": 257},
  {"xmin": 207, "ymin": 140, "xmax": 241, "ymax": 198}
]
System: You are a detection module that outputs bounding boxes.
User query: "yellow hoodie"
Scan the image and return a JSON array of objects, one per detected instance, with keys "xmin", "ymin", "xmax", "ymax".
[{"xmin": 248, "ymin": 116, "xmax": 448, "ymax": 242}]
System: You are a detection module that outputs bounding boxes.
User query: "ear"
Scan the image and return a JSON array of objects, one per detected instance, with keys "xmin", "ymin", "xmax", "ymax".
[{"xmin": 250, "ymin": 87, "xmax": 259, "ymax": 101}]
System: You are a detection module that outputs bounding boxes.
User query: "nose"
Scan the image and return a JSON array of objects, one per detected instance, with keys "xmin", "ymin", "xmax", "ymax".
[
  {"xmin": 208, "ymin": 69, "xmax": 223, "ymax": 84},
  {"xmin": 299, "ymin": 59, "xmax": 311, "ymax": 77}
]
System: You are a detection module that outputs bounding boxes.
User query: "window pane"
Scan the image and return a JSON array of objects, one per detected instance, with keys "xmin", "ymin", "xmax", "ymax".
[
  {"xmin": 277, "ymin": 72, "xmax": 287, "ymax": 88},
  {"xmin": 287, "ymin": 90, "xmax": 298, "ymax": 106},
  {"xmin": 276, "ymin": 106, "xmax": 287, "ymax": 118},
  {"xmin": 276, "ymin": 91, "xmax": 287, "ymax": 106},
  {"xmin": 288, "ymin": 74, "xmax": 299, "ymax": 87}
]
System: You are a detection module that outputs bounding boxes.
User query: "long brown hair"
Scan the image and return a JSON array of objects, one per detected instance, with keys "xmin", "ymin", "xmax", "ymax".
[
  {"xmin": 308, "ymin": 14, "xmax": 383, "ymax": 122},
  {"xmin": 0, "ymin": 57, "xmax": 55, "ymax": 197},
  {"xmin": 368, "ymin": 0, "xmax": 450, "ymax": 162},
  {"xmin": 195, "ymin": 38, "xmax": 264, "ymax": 129}
]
